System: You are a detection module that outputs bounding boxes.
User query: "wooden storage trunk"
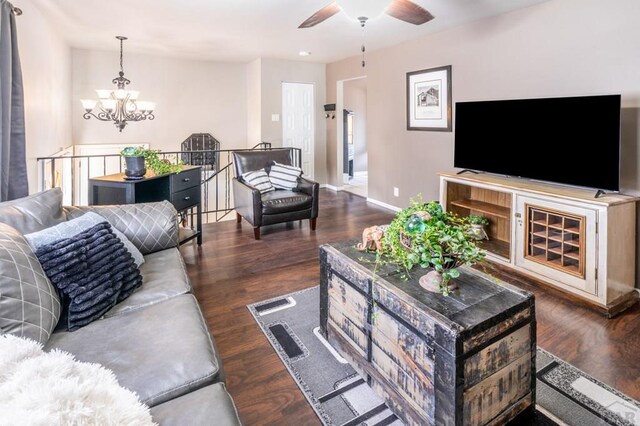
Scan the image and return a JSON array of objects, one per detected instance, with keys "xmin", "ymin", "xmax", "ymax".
[{"xmin": 319, "ymin": 241, "xmax": 536, "ymax": 426}]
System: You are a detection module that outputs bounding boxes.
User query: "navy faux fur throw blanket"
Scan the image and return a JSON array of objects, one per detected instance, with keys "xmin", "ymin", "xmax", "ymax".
[{"xmin": 35, "ymin": 221, "xmax": 142, "ymax": 331}]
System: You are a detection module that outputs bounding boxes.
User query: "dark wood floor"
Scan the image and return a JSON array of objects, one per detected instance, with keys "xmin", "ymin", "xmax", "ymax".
[{"xmin": 181, "ymin": 189, "xmax": 640, "ymax": 425}]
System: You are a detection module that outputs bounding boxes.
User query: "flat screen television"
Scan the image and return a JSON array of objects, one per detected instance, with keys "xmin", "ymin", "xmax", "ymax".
[{"xmin": 454, "ymin": 94, "xmax": 621, "ymax": 191}]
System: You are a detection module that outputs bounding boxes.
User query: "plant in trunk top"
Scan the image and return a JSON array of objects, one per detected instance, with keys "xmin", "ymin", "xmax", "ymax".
[{"xmin": 378, "ymin": 197, "xmax": 485, "ymax": 295}]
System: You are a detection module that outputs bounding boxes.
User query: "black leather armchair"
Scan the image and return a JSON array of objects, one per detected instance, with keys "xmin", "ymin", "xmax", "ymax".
[{"xmin": 232, "ymin": 149, "xmax": 319, "ymax": 239}]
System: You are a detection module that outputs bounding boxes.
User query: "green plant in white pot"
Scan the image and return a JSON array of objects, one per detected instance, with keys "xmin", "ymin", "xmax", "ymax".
[{"xmin": 467, "ymin": 214, "xmax": 490, "ymax": 241}]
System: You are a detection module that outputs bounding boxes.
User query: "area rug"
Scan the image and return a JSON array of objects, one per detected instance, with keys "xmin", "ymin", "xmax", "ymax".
[{"xmin": 248, "ymin": 286, "xmax": 640, "ymax": 426}]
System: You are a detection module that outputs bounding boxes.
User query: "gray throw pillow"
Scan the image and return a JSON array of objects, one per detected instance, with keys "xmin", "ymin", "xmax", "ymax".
[
  {"xmin": 0, "ymin": 188, "xmax": 65, "ymax": 234},
  {"xmin": 24, "ymin": 212, "xmax": 145, "ymax": 268},
  {"xmin": 0, "ymin": 223, "xmax": 61, "ymax": 344}
]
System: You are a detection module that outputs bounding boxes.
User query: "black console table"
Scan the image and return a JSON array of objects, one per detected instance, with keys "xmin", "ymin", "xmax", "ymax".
[{"xmin": 89, "ymin": 165, "xmax": 202, "ymax": 245}]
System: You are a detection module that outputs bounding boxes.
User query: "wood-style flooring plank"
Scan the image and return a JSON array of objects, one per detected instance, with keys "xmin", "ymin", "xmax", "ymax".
[{"xmin": 180, "ymin": 189, "xmax": 640, "ymax": 425}]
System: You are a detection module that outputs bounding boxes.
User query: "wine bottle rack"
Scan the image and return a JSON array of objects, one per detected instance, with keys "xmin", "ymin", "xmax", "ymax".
[{"xmin": 525, "ymin": 205, "xmax": 585, "ymax": 278}]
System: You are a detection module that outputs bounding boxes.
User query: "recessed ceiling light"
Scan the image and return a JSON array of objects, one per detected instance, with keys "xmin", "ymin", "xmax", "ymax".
[{"xmin": 299, "ymin": 51, "xmax": 311, "ymax": 56}]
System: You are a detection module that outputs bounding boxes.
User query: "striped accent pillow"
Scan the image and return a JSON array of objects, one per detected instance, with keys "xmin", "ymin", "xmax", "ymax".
[
  {"xmin": 269, "ymin": 162, "xmax": 302, "ymax": 190},
  {"xmin": 242, "ymin": 169, "xmax": 275, "ymax": 193}
]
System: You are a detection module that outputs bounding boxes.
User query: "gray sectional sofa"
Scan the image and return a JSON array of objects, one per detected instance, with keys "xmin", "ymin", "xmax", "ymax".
[{"xmin": 0, "ymin": 188, "xmax": 241, "ymax": 425}]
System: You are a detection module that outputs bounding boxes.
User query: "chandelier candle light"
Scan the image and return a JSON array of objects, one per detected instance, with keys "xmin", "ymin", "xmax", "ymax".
[{"xmin": 81, "ymin": 36, "xmax": 155, "ymax": 132}]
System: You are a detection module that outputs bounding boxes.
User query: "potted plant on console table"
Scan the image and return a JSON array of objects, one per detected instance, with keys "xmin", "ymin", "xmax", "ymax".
[
  {"xmin": 378, "ymin": 198, "xmax": 485, "ymax": 296},
  {"xmin": 120, "ymin": 146, "xmax": 182, "ymax": 179}
]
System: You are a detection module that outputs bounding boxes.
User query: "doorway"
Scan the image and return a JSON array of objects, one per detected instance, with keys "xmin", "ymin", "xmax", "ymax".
[
  {"xmin": 340, "ymin": 77, "xmax": 368, "ymax": 197},
  {"xmin": 282, "ymin": 82, "xmax": 315, "ymax": 178}
]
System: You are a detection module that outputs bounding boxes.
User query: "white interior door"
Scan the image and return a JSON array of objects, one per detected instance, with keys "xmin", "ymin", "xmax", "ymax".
[{"xmin": 282, "ymin": 82, "xmax": 314, "ymax": 179}]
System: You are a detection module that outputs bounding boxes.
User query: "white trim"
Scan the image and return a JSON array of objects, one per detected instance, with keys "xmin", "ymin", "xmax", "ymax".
[
  {"xmin": 313, "ymin": 327, "xmax": 348, "ymax": 364},
  {"xmin": 321, "ymin": 184, "xmax": 343, "ymax": 191},
  {"xmin": 366, "ymin": 197, "xmax": 401, "ymax": 212}
]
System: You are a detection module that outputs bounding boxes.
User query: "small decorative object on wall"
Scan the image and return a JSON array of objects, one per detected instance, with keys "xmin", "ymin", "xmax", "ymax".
[{"xmin": 406, "ymin": 65, "xmax": 452, "ymax": 131}]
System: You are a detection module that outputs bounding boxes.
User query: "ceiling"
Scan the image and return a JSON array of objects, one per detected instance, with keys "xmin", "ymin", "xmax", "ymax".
[{"xmin": 30, "ymin": 0, "xmax": 549, "ymax": 63}]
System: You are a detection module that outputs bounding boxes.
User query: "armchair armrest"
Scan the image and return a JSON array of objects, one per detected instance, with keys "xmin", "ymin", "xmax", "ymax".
[
  {"xmin": 297, "ymin": 177, "xmax": 319, "ymax": 219},
  {"xmin": 63, "ymin": 201, "xmax": 179, "ymax": 255},
  {"xmin": 232, "ymin": 178, "xmax": 262, "ymax": 227}
]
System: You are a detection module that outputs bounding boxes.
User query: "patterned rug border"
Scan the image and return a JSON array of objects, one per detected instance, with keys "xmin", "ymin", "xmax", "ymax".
[
  {"xmin": 536, "ymin": 354, "xmax": 640, "ymax": 426},
  {"xmin": 247, "ymin": 286, "xmax": 333, "ymax": 425}
]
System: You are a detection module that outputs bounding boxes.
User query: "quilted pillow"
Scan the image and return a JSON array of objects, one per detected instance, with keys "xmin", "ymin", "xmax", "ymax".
[
  {"xmin": 268, "ymin": 162, "xmax": 302, "ymax": 190},
  {"xmin": 32, "ymin": 222, "xmax": 142, "ymax": 331},
  {"xmin": 25, "ymin": 212, "xmax": 144, "ymax": 268},
  {"xmin": 242, "ymin": 169, "xmax": 275, "ymax": 194},
  {"xmin": 0, "ymin": 223, "xmax": 61, "ymax": 344}
]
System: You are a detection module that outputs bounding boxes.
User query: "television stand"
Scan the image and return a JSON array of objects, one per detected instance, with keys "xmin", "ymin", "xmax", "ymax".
[
  {"xmin": 456, "ymin": 169, "xmax": 479, "ymax": 175},
  {"xmin": 439, "ymin": 171, "xmax": 639, "ymax": 317}
]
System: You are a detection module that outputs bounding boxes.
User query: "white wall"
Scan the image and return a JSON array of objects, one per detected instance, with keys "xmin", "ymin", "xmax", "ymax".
[
  {"xmin": 327, "ymin": 0, "xmax": 640, "ymax": 205},
  {"xmin": 72, "ymin": 49, "xmax": 248, "ymax": 151},
  {"xmin": 17, "ymin": 3, "xmax": 72, "ymax": 192},
  {"xmin": 246, "ymin": 58, "xmax": 262, "ymax": 147}
]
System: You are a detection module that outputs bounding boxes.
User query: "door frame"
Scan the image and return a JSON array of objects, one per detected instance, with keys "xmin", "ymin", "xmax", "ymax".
[
  {"xmin": 336, "ymin": 76, "xmax": 366, "ymax": 190},
  {"xmin": 282, "ymin": 81, "xmax": 315, "ymax": 179}
]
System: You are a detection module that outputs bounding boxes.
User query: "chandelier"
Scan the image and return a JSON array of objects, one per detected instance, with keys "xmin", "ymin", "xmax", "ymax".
[{"xmin": 81, "ymin": 36, "xmax": 155, "ymax": 132}]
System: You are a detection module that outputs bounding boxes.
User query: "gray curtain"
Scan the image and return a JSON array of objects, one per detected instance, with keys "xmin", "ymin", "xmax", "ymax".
[{"xmin": 0, "ymin": 0, "xmax": 27, "ymax": 201}]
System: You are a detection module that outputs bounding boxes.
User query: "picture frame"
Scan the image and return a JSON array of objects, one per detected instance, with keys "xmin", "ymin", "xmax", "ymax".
[{"xmin": 406, "ymin": 65, "xmax": 452, "ymax": 131}]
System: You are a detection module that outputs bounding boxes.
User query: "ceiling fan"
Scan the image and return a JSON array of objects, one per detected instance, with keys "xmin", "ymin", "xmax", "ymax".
[{"xmin": 298, "ymin": 0, "xmax": 434, "ymax": 28}]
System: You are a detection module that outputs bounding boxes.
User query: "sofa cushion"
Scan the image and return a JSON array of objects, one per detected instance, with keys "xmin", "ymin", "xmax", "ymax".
[
  {"xmin": 0, "ymin": 188, "xmax": 65, "ymax": 234},
  {"xmin": 45, "ymin": 294, "xmax": 221, "ymax": 406},
  {"xmin": 0, "ymin": 223, "xmax": 61, "ymax": 344},
  {"xmin": 268, "ymin": 161, "xmax": 302, "ymax": 190},
  {"xmin": 150, "ymin": 383, "xmax": 242, "ymax": 426},
  {"xmin": 261, "ymin": 190, "xmax": 312, "ymax": 215},
  {"xmin": 32, "ymin": 221, "xmax": 142, "ymax": 331},
  {"xmin": 104, "ymin": 248, "xmax": 191, "ymax": 318},
  {"xmin": 64, "ymin": 202, "xmax": 179, "ymax": 255}
]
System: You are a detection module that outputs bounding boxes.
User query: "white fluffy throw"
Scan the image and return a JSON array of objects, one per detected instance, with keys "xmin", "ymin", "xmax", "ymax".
[{"xmin": 0, "ymin": 334, "xmax": 155, "ymax": 426}]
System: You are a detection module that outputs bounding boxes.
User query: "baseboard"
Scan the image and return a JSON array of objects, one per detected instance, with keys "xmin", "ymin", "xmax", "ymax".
[
  {"xmin": 321, "ymin": 184, "xmax": 343, "ymax": 191},
  {"xmin": 366, "ymin": 197, "xmax": 401, "ymax": 212}
]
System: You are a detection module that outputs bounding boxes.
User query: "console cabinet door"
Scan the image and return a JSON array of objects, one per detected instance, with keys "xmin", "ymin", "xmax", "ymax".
[{"xmin": 514, "ymin": 195, "xmax": 597, "ymax": 295}]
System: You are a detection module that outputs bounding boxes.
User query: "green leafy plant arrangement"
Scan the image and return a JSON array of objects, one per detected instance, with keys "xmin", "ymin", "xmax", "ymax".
[
  {"xmin": 120, "ymin": 146, "xmax": 182, "ymax": 175},
  {"xmin": 377, "ymin": 197, "xmax": 486, "ymax": 295},
  {"xmin": 468, "ymin": 214, "xmax": 489, "ymax": 225}
]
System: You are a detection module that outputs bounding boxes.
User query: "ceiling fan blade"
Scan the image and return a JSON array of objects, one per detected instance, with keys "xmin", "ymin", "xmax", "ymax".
[
  {"xmin": 386, "ymin": 0, "xmax": 434, "ymax": 25},
  {"xmin": 298, "ymin": 2, "xmax": 341, "ymax": 28}
]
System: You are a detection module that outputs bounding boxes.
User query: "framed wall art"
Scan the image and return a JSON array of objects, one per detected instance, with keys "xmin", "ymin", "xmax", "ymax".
[{"xmin": 406, "ymin": 65, "xmax": 452, "ymax": 131}]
